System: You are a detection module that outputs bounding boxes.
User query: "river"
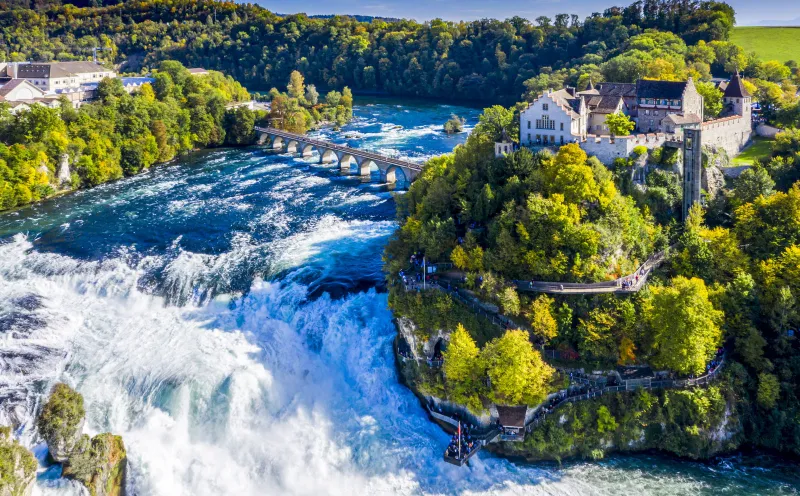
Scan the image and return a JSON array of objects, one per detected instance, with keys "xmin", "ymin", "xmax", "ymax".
[{"xmin": 0, "ymin": 98, "xmax": 797, "ymax": 495}]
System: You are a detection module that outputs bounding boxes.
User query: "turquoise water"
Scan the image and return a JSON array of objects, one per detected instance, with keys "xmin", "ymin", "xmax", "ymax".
[{"xmin": 0, "ymin": 98, "xmax": 797, "ymax": 495}]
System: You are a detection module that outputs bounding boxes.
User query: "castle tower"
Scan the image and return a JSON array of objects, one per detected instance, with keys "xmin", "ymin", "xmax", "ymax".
[
  {"xmin": 682, "ymin": 126, "xmax": 703, "ymax": 220},
  {"xmin": 723, "ymin": 72, "xmax": 751, "ymax": 119}
]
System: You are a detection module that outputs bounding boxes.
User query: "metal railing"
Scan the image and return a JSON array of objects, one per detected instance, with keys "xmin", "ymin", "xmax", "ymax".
[
  {"xmin": 524, "ymin": 355, "xmax": 726, "ymax": 432},
  {"xmin": 513, "ymin": 248, "xmax": 669, "ymax": 295}
]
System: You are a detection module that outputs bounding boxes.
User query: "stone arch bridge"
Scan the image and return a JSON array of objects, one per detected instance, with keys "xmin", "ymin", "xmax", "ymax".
[{"xmin": 255, "ymin": 126, "xmax": 423, "ymax": 186}]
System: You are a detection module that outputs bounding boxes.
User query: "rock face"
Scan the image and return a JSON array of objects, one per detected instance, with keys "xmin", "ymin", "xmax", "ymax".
[
  {"xmin": 0, "ymin": 426, "xmax": 37, "ymax": 496},
  {"xmin": 57, "ymin": 154, "xmax": 72, "ymax": 187},
  {"xmin": 37, "ymin": 383, "xmax": 85, "ymax": 463},
  {"xmin": 36, "ymin": 384, "xmax": 127, "ymax": 496},
  {"xmin": 62, "ymin": 434, "xmax": 127, "ymax": 496},
  {"xmin": 703, "ymin": 165, "xmax": 726, "ymax": 200}
]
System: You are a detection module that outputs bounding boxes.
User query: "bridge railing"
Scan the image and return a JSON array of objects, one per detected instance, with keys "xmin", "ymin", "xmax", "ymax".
[
  {"xmin": 255, "ymin": 126, "xmax": 423, "ymax": 171},
  {"xmin": 514, "ymin": 247, "xmax": 670, "ymax": 294}
]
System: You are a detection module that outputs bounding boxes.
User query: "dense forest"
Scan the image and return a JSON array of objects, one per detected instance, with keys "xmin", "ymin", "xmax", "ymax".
[{"xmin": 0, "ymin": 0, "xmax": 739, "ymax": 103}]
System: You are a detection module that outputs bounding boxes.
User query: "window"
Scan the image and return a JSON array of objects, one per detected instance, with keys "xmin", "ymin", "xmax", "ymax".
[
  {"xmin": 560, "ymin": 136, "xmax": 564, "ymax": 145},
  {"xmin": 654, "ymin": 110, "xmax": 659, "ymax": 116},
  {"xmin": 536, "ymin": 134, "xmax": 541, "ymax": 143},
  {"xmin": 536, "ymin": 115, "xmax": 555, "ymax": 130},
  {"xmin": 645, "ymin": 109, "xmax": 650, "ymax": 115},
  {"xmin": 550, "ymin": 135, "xmax": 555, "ymax": 144},
  {"xmin": 542, "ymin": 103, "xmax": 549, "ymax": 111},
  {"xmin": 527, "ymin": 133, "xmax": 531, "ymax": 142},
  {"xmin": 560, "ymin": 122, "xmax": 564, "ymax": 131},
  {"xmin": 527, "ymin": 121, "xmax": 531, "ymax": 129}
]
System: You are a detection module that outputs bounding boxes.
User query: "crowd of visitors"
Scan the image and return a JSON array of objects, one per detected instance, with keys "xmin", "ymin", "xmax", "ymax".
[
  {"xmin": 706, "ymin": 348, "xmax": 724, "ymax": 374},
  {"xmin": 445, "ymin": 424, "xmax": 479, "ymax": 461},
  {"xmin": 621, "ymin": 266, "xmax": 650, "ymax": 290}
]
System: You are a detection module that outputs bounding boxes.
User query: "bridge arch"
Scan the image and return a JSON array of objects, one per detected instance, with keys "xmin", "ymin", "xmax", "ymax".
[
  {"xmin": 271, "ymin": 136, "xmax": 285, "ymax": 150},
  {"xmin": 359, "ymin": 159, "xmax": 379, "ymax": 177},
  {"xmin": 319, "ymin": 149, "xmax": 337, "ymax": 164},
  {"xmin": 301, "ymin": 144, "xmax": 315, "ymax": 157},
  {"xmin": 339, "ymin": 153, "xmax": 357, "ymax": 172},
  {"xmin": 286, "ymin": 140, "xmax": 300, "ymax": 153},
  {"xmin": 385, "ymin": 165, "xmax": 408, "ymax": 186}
]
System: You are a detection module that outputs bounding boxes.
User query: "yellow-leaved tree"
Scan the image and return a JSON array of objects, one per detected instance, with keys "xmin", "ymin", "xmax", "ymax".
[
  {"xmin": 643, "ymin": 276, "xmax": 724, "ymax": 376},
  {"xmin": 481, "ymin": 329, "xmax": 554, "ymax": 406},
  {"xmin": 442, "ymin": 324, "xmax": 484, "ymax": 413}
]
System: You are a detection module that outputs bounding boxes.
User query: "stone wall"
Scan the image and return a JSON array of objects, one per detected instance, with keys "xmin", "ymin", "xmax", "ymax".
[
  {"xmin": 580, "ymin": 133, "xmax": 675, "ymax": 164},
  {"xmin": 702, "ymin": 116, "xmax": 752, "ymax": 158},
  {"xmin": 756, "ymin": 123, "xmax": 782, "ymax": 138}
]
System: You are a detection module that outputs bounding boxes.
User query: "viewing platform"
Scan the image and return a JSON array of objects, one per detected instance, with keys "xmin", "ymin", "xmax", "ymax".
[{"xmin": 254, "ymin": 126, "xmax": 423, "ymax": 185}]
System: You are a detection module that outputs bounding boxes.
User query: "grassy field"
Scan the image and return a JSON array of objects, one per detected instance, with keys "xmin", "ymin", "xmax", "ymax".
[
  {"xmin": 731, "ymin": 27, "xmax": 800, "ymax": 63},
  {"xmin": 731, "ymin": 137, "xmax": 774, "ymax": 166}
]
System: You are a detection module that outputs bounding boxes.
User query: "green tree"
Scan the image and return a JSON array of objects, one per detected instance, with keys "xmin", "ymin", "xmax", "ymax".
[
  {"xmin": 325, "ymin": 90, "xmax": 342, "ymax": 107},
  {"xmin": 604, "ymin": 112, "xmax": 635, "ymax": 137},
  {"xmin": 498, "ymin": 286, "xmax": 520, "ymax": 316},
  {"xmin": 287, "ymin": 70, "xmax": 305, "ymax": 100},
  {"xmin": 596, "ymin": 405, "xmax": 618, "ymax": 433},
  {"xmin": 529, "ymin": 295, "xmax": 558, "ymax": 342},
  {"xmin": 223, "ymin": 107, "xmax": 256, "ymax": 145},
  {"xmin": 482, "ymin": 329, "xmax": 554, "ymax": 406},
  {"xmin": 757, "ymin": 373, "xmax": 780, "ymax": 409},
  {"xmin": 442, "ymin": 324, "xmax": 484, "ymax": 412},
  {"xmin": 341, "ymin": 87, "xmax": 353, "ymax": 109},
  {"xmin": 475, "ymin": 105, "xmax": 515, "ymax": 141},
  {"xmin": 305, "ymin": 84, "xmax": 319, "ymax": 105},
  {"xmin": 643, "ymin": 276, "xmax": 724, "ymax": 376},
  {"xmin": 695, "ymin": 81, "xmax": 724, "ymax": 118},
  {"xmin": 732, "ymin": 166, "xmax": 775, "ymax": 206}
]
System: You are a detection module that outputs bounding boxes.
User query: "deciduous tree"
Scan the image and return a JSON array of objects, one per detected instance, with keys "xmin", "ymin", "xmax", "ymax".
[
  {"xmin": 482, "ymin": 329, "xmax": 554, "ymax": 406},
  {"xmin": 643, "ymin": 276, "xmax": 724, "ymax": 376}
]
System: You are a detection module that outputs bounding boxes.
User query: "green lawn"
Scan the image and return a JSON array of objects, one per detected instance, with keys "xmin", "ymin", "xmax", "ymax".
[
  {"xmin": 731, "ymin": 27, "xmax": 800, "ymax": 63},
  {"xmin": 731, "ymin": 137, "xmax": 774, "ymax": 166}
]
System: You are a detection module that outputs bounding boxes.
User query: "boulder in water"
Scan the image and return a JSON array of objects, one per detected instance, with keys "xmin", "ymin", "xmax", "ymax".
[
  {"xmin": 62, "ymin": 433, "xmax": 127, "ymax": 496},
  {"xmin": 0, "ymin": 426, "xmax": 37, "ymax": 496},
  {"xmin": 37, "ymin": 383, "xmax": 85, "ymax": 463},
  {"xmin": 36, "ymin": 384, "xmax": 128, "ymax": 496}
]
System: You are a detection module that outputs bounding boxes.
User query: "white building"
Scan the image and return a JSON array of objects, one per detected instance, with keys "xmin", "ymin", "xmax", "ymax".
[
  {"xmin": 519, "ymin": 88, "xmax": 587, "ymax": 147},
  {"xmin": 0, "ymin": 78, "xmax": 45, "ymax": 101},
  {"xmin": 1, "ymin": 61, "xmax": 116, "ymax": 93},
  {"xmin": 0, "ymin": 79, "xmax": 53, "ymax": 114},
  {"xmin": 518, "ymin": 74, "xmax": 752, "ymax": 163}
]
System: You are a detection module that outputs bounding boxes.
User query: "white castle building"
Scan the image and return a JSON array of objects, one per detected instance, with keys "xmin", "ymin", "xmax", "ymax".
[{"xmin": 519, "ymin": 73, "xmax": 752, "ymax": 163}]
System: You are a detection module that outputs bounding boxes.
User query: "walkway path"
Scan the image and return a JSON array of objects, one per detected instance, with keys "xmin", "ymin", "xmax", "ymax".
[
  {"xmin": 523, "ymin": 352, "xmax": 725, "ymax": 433},
  {"xmin": 513, "ymin": 248, "xmax": 669, "ymax": 295}
]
